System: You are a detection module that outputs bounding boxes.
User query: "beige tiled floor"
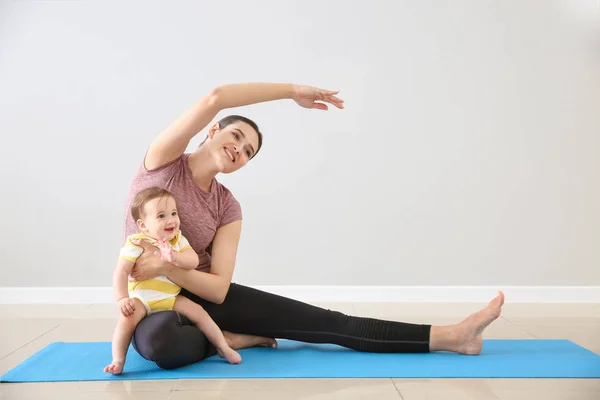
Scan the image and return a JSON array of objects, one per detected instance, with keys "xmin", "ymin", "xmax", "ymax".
[{"xmin": 1, "ymin": 302, "xmax": 599, "ymax": 399}]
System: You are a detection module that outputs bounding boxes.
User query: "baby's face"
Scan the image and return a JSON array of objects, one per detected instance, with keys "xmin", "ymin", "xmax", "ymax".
[{"xmin": 140, "ymin": 195, "xmax": 180, "ymax": 241}]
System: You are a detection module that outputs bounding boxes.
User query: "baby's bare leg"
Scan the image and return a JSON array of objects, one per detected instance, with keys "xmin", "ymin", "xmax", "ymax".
[
  {"xmin": 173, "ymin": 295, "xmax": 242, "ymax": 364},
  {"xmin": 104, "ymin": 299, "xmax": 147, "ymax": 374}
]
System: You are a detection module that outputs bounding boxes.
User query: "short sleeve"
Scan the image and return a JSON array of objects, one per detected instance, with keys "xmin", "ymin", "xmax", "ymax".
[
  {"xmin": 177, "ymin": 234, "xmax": 192, "ymax": 252},
  {"xmin": 119, "ymin": 235, "xmax": 143, "ymax": 263},
  {"xmin": 219, "ymin": 191, "xmax": 242, "ymax": 228}
]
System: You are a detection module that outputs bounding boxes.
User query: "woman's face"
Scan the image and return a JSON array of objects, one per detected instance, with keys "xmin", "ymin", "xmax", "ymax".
[{"xmin": 207, "ymin": 120, "xmax": 260, "ymax": 174}]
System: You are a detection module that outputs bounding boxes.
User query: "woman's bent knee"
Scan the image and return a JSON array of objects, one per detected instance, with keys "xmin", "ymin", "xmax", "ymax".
[
  {"xmin": 131, "ymin": 310, "xmax": 211, "ymax": 369},
  {"xmin": 132, "ymin": 311, "xmax": 180, "ymax": 361}
]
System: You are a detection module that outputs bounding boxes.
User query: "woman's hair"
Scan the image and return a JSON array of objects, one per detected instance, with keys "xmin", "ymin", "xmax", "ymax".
[
  {"xmin": 199, "ymin": 115, "xmax": 263, "ymax": 158},
  {"xmin": 130, "ymin": 187, "xmax": 176, "ymax": 221}
]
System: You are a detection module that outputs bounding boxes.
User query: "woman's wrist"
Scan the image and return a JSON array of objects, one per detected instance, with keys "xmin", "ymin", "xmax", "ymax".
[
  {"xmin": 161, "ymin": 260, "xmax": 175, "ymax": 276},
  {"xmin": 289, "ymin": 84, "xmax": 300, "ymax": 99},
  {"xmin": 286, "ymin": 83, "xmax": 297, "ymax": 99}
]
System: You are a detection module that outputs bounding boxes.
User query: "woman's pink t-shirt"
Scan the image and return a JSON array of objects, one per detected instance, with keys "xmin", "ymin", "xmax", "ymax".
[{"xmin": 122, "ymin": 153, "xmax": 242, "ymax": 272}]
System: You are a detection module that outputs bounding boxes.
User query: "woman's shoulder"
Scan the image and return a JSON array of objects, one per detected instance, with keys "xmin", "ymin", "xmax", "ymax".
[
  {"xmin": 212, "ymin": 179, "xmax": 242, "ymax": 225},
  {"xmin": 212, "ymin": 178, "xmax": 239, "ymax": 202},
  {"xmin": 127, "ymin": 154, "xmax": 188, "ymax": 193},
  {"xmin": 137, "ymin": 152, "xmax": 187, "ymax": 176}
]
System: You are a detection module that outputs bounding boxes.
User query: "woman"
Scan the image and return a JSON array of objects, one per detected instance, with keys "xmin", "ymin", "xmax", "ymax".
[{"xmin": 125, "ymin": 82, "xmax": 505, "ymax": 369}]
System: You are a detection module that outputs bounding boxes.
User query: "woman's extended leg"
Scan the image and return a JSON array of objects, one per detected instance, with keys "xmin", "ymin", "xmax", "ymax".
[
  {"xmin": 190, "ymin": 284, "xmax": 505, "ymax": 354},
  {"xmin": 133, "ymin": 284, "xmax": 504, "ymax": 369},
  {"xmin": 429, "ymin": 291, "xmax": 504, "ymax": 354}
]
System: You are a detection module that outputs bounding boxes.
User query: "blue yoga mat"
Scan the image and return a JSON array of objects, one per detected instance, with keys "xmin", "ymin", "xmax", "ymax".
[{"xmin": 1, "ymin": 339, "xmax": 599, "ymax": 382}]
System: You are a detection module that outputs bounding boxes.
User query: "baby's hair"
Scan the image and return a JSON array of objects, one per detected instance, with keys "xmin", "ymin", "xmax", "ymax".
[{"xmin": 131, "ymin": 187, "xmax": 176, "ymax": 221}]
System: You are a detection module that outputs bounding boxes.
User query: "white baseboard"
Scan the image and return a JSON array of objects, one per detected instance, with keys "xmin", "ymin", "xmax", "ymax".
[{"xmin": 0, "ymin": 286, "xmax": 599, "ymax": 304}]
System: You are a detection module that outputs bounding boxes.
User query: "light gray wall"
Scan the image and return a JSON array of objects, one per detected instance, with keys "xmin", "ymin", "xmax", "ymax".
[{"xmin": 1, "ymin": 1, "xmax": 598, "ymax": 287}]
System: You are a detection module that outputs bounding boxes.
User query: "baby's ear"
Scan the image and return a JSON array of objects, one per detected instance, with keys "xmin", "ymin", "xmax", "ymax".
[{"xmin": 136, "ymin": 219, "xmax": 146, "ymax": 232}]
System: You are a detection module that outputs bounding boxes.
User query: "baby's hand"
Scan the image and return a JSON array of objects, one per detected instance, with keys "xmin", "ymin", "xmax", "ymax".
[
  {"xmin": 157, "ymin": 239, "xmax": 175, "ymax": 263},
  {"xmin": 118, "ymin": 297, "xmax": 136, "ymax": 317}
]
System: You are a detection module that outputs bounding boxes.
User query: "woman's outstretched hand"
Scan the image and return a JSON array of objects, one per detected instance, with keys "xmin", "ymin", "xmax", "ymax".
[{"xmin": 291, "ymin": 85, "xmax": 344, "ymax": 111}]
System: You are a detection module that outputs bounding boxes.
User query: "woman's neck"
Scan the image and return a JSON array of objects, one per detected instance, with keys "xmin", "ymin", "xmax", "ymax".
[{"xmin": 188, "ymin": 148, "xmax": 219, "ymax": 192}]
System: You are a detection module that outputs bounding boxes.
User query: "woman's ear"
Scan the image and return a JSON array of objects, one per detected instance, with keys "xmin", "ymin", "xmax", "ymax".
[{"xmin": 208, "ymin": 123, "xmax": 221, "ymax": 139}]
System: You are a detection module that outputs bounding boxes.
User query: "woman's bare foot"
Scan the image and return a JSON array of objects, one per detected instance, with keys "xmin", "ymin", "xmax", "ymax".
[
  {"xmin": 104, "ymin": 360, "xmax": 124, "ymax": 375},
  {"xmin": 217, "ymin": 347, "xmax": 243, "ymax": 364},
  {"xmin": 222, "ymin": 331, "xmax": 278, "ymax": 351},
  {"xmin": 430, "ymin": 291, "xmax": 505, "ymax": 355}
]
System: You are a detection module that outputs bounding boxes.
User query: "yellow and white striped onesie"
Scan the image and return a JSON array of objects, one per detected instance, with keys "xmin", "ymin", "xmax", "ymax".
[{"xmin": 119, "ymin": 231, "xmax": 192, "ymax": 315}]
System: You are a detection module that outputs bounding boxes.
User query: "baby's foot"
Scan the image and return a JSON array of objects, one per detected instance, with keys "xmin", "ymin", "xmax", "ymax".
[
  {"xmin": 217, "ymin": 347, "xmax": 242, "ymax": 364},
  {"xmin": 104, "ymin": 360, "xmax": 124, "ymax": 375}
]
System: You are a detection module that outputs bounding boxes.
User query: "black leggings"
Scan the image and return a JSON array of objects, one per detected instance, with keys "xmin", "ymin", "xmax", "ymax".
[{"xmin": 132, "ymin": 283, "xmax": 431, "ymax": 370}]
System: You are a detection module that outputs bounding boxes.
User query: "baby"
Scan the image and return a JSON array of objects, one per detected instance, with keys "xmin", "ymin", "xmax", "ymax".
[{"xmin": 104, "ymin": 186, "xmax": 241, "ymax": 374}]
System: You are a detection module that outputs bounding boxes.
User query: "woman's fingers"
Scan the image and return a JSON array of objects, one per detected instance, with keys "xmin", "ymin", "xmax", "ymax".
[
  {"xmin": 329, "ymin": 95, "xmax": 344, "ymax": 104},
  {"xmin": 292, "ymin": 86, "xmax": 344, "ymax": 110},
  {"xmin": 133, "ymin": 239, "xmax": 152, "ymax": 250},
  {"xmin": 319, "ymin": 91, "xmax": 344, "ymax": 108},
  {"xmin": 131, "ymin": 268, "xmax": 143, "ymax": 281},
  {"xmin": 312, "ymin": 102, "xmax": 329, "ymax": 111},
  {"xmin": 316, "ymin": 88, "xmax": 339, "ymax": 96}
]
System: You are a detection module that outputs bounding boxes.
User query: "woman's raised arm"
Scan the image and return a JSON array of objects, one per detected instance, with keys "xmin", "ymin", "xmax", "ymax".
[{"xmin": 144, "ymin": 83, "xmax": 343, "ymax": 170}]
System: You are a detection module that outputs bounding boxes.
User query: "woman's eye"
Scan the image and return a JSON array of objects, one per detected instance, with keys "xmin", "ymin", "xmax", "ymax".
[
  {"xmin": 233, "ymin": 133, "xmax": 239, "ymax": 139},
  {"xmin": 246, "ymin": 150, "xmax": 251, "ymax": 157}
]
